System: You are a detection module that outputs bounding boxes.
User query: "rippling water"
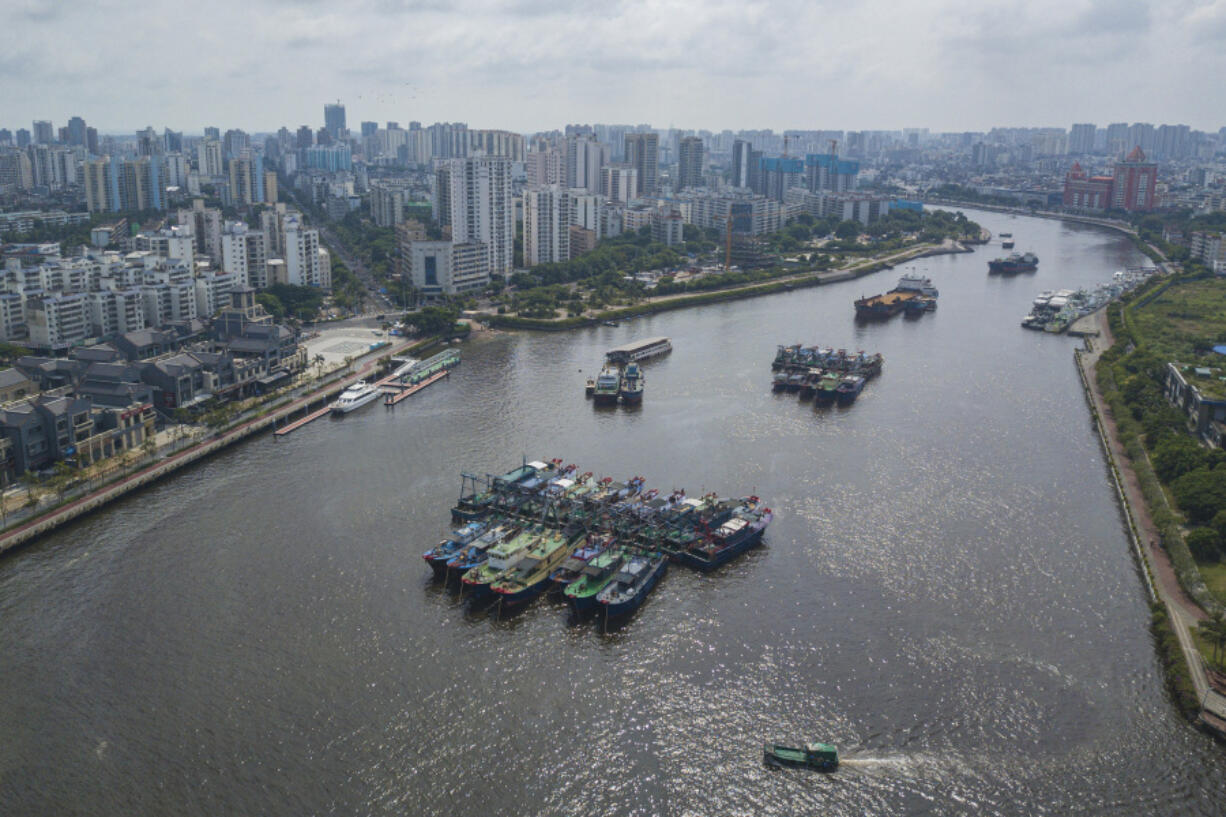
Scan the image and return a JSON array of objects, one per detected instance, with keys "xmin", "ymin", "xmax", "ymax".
[{"xmin": 2, "ymin": 208, "xmax": 1224, "ymax": 815}]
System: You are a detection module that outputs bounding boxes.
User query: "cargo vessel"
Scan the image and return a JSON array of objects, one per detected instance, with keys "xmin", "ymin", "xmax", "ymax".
[
  {"xmin": 592, "ymin": 365, "xmax": 621, "ymax": 405},
  {"xmin": 854, "ymin": 290, "xmax": 917, "ymax": 319},
  {"xmin": 988, "ymin": 251, "xmax": 1038, "ymax": 274},
  {"xmin": 619, "ymin": 362, "xmax": 644, "ymax": 404}
]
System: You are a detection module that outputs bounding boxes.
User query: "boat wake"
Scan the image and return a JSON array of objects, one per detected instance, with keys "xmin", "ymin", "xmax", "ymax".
[{"xmin": 838, "ymin": 751, "xmax": 979, "ymax": 782}]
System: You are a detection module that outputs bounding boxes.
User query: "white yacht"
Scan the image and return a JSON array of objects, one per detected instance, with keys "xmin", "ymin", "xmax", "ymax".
[{"xmin": 331, "ymin": 380, "xmax": 381, "ymax": 415}]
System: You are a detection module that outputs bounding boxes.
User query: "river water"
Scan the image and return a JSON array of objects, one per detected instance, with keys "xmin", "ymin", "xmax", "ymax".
[{"xmin": 2, "ymin": 208, "xmax": 1223, "ymax": 816}]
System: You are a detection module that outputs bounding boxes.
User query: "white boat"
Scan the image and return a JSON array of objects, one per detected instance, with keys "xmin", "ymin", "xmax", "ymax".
[
  {"xmin": 331, "ymin": 380, "xmax": 381, "ymax": 414},
  {"xmin": 893, "ymin": 271, "xmax": 938, "ymax": 297}
]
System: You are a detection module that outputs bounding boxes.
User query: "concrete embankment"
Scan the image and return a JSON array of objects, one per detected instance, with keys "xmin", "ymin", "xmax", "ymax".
[
  {"xmin": 0, "ymin": 340, "xmax": 420, "ymax": 556},
  {"xmin": 1072, "ymin": 314, "xmax": 1226, "ymax": 735}
]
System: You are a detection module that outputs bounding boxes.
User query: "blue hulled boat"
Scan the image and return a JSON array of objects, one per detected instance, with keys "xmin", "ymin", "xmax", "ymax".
[
  {"xmin": 423, "ymin": 521, "xmax": 487, "ymax": 580},
  {"xmin": 597, "ymin": 551, "xmax": 668, "ymax": 619},
  {"xmin": 835, "ymin": 375, "xmax": 865, "ymax": 405},
  {"xmin": 677, "ymin": 499, "xmax": 773, "ymax": 571}
]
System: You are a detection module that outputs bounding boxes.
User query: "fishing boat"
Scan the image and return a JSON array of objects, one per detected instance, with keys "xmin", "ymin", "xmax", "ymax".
[
  {"xmin": 564, "ymin": 548, "xmax": 625, "ymax": 614},
  {"xmin": 835, "ymin": 375, "xmax": 865, "ymax": 405},
  {"xmin": 814, "ymin": 372, "xmax": 840, "ymax": 405},
  {"xmin": 619, "ymin": 362, "xmax": 644, "ymax": 404},
  {"xmin": 490, "ymin": 531, "xmax": 576, "ymax": 607},
  {"xmin": 771, "ymin": 371, "xmax": 790, "ymax": 391},
  {"xmin": 584, "ymin": 376, "xmax": 595, "ymax": 396},
  {"xmin": 678, "ymin": 499, "xmax": 773, "ymax": 571},
  {"xmin": 331, "ymin": 380, "xmax": 381, "ymax": 414},
  {"xmin": 550, "ymin": 532, "xmax": 614, "ymax": 592},
  {"xmin": 422, "ymin": 521, "xmax": 487, "ymax": 579},
  {"xmin": 763, "ymin": 741, "xmax": 838, "ymax": 771},
  {"xmin": 444, "ymin": 523, "xmax": 520, "ymax": 580},
  {"xmin": 592, "ymin": 365, "xmax": 621, "ymax": 405},
  {"xmin": 597, "ymin": 551, "xmax": 668, "ymax": 619},
  {"xmin": 460, "ymin": 527, "xmax": 543, "ymax": 600}
]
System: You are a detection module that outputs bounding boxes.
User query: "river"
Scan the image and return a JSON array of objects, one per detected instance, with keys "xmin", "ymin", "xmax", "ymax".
[{"xmin": 2, "ymin": 208, "xmax": 1223, "ymax": 815}]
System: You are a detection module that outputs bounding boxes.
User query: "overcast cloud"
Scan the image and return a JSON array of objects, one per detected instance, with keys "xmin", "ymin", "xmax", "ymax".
[{"xmin": 3, "ymin": 0, "xmax": 1225, "ymax": 134}]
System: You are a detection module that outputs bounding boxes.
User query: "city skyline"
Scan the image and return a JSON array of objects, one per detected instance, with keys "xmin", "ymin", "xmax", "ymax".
[{"xmin": 6, "ymin": 0, "xmax": 1226, "ymax": 134}]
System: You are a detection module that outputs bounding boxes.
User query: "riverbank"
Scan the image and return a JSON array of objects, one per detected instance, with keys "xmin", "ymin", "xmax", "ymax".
[
  {"xmin": 1074, "ymin": 308, "xmax": 1226, "ymax": 735},
  {"xmin": 0, "ymin": 336, "xmax": 436, "ymax": 556},
  {"xmin": 490, "ymin": 238, "xmax": 973, "ymax": 331}
]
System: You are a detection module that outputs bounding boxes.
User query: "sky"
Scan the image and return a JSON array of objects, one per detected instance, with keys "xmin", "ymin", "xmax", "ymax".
[{"xmin": 4, "ymin": 0, "xmax": 1226, "ymax": 135}]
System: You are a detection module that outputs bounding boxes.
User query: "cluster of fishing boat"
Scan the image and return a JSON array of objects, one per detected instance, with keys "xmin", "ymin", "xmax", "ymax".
[
  {"xmin": 1021, "ymin": 268, "xmax": 1158, "ymax": 333},
  {"xmin": 424, "ymin": 459, "xmax": 773, "ymax": 620},
  {"xmin": 771, "ymin": 345, "xmax": 883, "ymax": 405}
]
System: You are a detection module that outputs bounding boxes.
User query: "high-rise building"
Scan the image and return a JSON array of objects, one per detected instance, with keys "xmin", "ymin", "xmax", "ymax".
[
  {"xmin": 676, "ymin": 136, "xmax": 704, "ymax": 192},
  {"xmin": 565, "ymin": 136, "xmax": 608, "ymax": 194},
  {"xmin": 600, "ymin": 164, "xmax": 638, "ymax": 204},
  {"xmin": 197, "ymin": 138, "xmax": 223, "ymax": 176},
  {"xmin": 296, "ymin": 125, "xmax": 314, "ymax": 149},
  {"xmin": 324, "ymin": 102, "xmax": 347, "ymax": 139},
  {"xmin": 469, "ymin": 129, "xmax": 526, "ymax": 162},
  {"xmin": 361, "ymin": 121, "xmax": 378, "ymax": 139},
  {"xmin": 66, "ymin": 116, "xmax": 87, "ymax": 147},
  {"xmin": 15, "ymin": 128, "xmax": 31, "ymax": 148},
  {"xmin": 282, "ymin": 213, "xmax": 326, "ymax": 287},
  {"xmin": 526, "ymin": 148, "xmax": 565, "ymax": 186},
  {"xmin": 434, "ymin": 155, "xmax": 513, "ymax": 278},
  {"xmin": 83, "ymin": 157, "xmax": 113, "ymax": 212},
  {"xmin": 805, "ymin": 154, "xmax": 859, "ymax": 193},
  {"xmin": 1112, "ymin": 146, "xmax": 1157, "ymax": 211},
  {"xmin": 758, "ymin": 157, "xmax": 805, "ymax": 201},
  {"xmin": 523, "ymin": 185, "xmax": 598, "ymax": 266},
  {"xmin": 1069, "ymin": 123, "xmax": 1096, "ymax": 155},
  {"xmin": 32, "ymin": 120, "xmax": 54, "ymax": 144},
  {"xmin": 623, "ymin": 133, "xmax": 659, "ymax": 197},
  {"xmin": 86, "ymin": 127, "xmax": 99, "ymax": 155},
  {"xmin": 220, "ymin": 221, "xmax": 269, "ymax": 288},
  {"xmin": 222, "ymin": 129, "xmax": 250, "ymax": 159},
  {"xmin": 731, "ymin": 139, "xmax": 753, "ymax": 188}
]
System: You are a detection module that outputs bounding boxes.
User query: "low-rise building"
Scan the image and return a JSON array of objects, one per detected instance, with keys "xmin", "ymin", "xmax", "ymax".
[{"xmin": 1165, "ymin": 362, "xmax": 1226, "ymax": 446}]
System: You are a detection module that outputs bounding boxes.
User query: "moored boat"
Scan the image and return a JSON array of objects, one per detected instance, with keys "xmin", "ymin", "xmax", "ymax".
[
  {"xmin": 564, "ymin": 548, "xmax": 625, "ymax": 614},
  {"xmin": 460, "ymin": 527, "xmax": 543, "ymax": 600},
  {"xmin": 444, "ymin": 523, "xmax": 521, "ymax": 580},
  {"xmin": 597, "ymin": 551, "xmax": 668, "ymax": 619},
  {"xmin": 592, "ymin": 365, "xmax": 621, "ymax": 405},
  {"xmin": 490, "ymin": 530, "xmax": 576, "ymax": 607},
  {"xmin": 331, "ymin": 380, "xmax": 381, "ymax": 415},
  {"xmin": 854, "ymin": 291, "xmax": 916, "ymax": 319},
  {"xmin": 619, "ymin": 362, "xmax": 644, "ymax": 404},
  {"xmin": 835, "ymin": 375, "xmax": 865, "ymax": 405},
  {"xmin": 677, "ymin": 499, "xmax": 772, "ymax": 571},
  {"xmin": 814, "ymin": 372, "xmax": 840, "ymax": 405},
  {"xmin": 550, "ymin": 532, "xmax": 615, "ymax": 592},
  {"xmin": 893, "ymin": 271, "xmax": 938, "ymax": 297},
  {"xmin": 423, "ymin": 521, "xmax": 487, "ymax": 579},
  {"xmin": 763, "ymin": 741, "xmax": 838, "ymax": 771}
]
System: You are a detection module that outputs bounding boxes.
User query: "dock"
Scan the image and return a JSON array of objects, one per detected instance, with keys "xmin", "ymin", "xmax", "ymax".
[
  {"xmin": 385, "ymin": 368, "xmax": 449, "ymax": 405},
  {"xmin": 273, "ymin": 404, "xmax": 333, "ymax": 436}
]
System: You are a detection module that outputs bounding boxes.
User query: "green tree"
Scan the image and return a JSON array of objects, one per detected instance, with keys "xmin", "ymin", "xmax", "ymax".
[
  {"xmin": 257, "ymin": 292, "xmax": 286, "ymax": 319},
  {"xmin": 1172, "ymin": 468, "xmax": 1226, "ymax": 525},
  {"xmin": 834, "ymin": 221, "xmax": 860, "ymax": 240},
  {"xmin": 1199, "ymin": 611, "xmax": 1226, "ymax": 668}
]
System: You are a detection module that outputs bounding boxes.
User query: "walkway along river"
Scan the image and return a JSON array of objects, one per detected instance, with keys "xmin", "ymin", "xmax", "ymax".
[{"xmin": 1, "ymin": 207, "xmax": 1224, "ymax": 816}]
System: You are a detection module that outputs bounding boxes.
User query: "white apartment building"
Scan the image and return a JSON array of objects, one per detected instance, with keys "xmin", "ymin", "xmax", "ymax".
[
  {"xmin": 26, "ymin": 292, "xmax": 89, "ymax": 352},
  {"xmin": 87, "ymin": 289, "xmax": 145, "ymax": 337},
  {"xmin": 435, "ymin": 155, "xmax": 513, "ymax": 279},
  {"xmin": 601, "ymin": 164, "xmax": 638, "ymax": 204},
  {"xmin": 220, "ymin": 221, "xmax": 269, "ymax": 288},
  {"xmin": 283, "ymin": 215, "xmax": 325, "ymax": 287},
  {"xmin": 194, "ymin": 272, "xmax": 238, "ymax": 317}
]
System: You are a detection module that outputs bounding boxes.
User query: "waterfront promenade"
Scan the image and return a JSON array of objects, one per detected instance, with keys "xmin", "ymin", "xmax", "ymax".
[
  {"xmin": 1075, "ymin": 309, "xmax": 1226, "ymax": 732},
  {"xmin": 0, "ymin": 338, "xmax": 418, "ymax": 556}
]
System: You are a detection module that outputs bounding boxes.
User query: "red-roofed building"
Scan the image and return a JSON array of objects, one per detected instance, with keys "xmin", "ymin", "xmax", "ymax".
[
  {"xmin": 1062, "ymin": 147, "xmax": 1158, "ymax": 212},
  {"xmin": 1062, "ymin": 161, "xmax": 1114, "ymax": 211}
]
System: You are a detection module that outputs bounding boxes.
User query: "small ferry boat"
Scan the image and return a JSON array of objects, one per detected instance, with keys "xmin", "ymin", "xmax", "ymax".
[
  {"xmin": 584, "ymin": 376, "xmax": 595, "ymax": 396},
  {"xmin": 422, "ymin": 521, "xmax": 487, "ymax": 579},
  {"xmin": 619, "ymin": 362, "xmax": 644, "ymax": 404},
  {"xmin": 763, "ymin": 741, "xmax": 838, "ymax": 771},
  {"xmin": 597, "ymin": 551, "xmax": 668, "ymax": 619},
  {"xmin": 1001, "ymin": 238, "xmax": 1015, "ymax": 249},
  {"xmin": 331, "ymin": 380, "xmax": 381, "ymax": 414},
  {"xmin": 592, "ymin": 365, "xmax": 621, "ymax": 405}
]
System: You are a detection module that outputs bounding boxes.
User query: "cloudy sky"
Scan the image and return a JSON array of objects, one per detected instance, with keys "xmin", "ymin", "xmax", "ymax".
[{"xmin": 5, "ymin": 0, "xmax": 1226, "ymax": 135}]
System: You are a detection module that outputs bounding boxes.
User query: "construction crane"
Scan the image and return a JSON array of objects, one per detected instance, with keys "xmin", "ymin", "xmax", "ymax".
[{"xmin": 828, "ymin": 138, "xmax": 838, "ymax": 157}]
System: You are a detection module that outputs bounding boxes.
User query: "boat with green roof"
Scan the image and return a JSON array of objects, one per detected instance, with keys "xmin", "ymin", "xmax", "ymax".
[
  {"xmin": 563, "ymin": 548, "xmax": 626, "ymax": 614},
  {"xmin": 763, "ymin": 741, "xmax": 838, "ymax": 771},
  {"xmin": 460, "ymin": 526, "xmax": 544, "ymax": 600},
  {"xmin": 490, "ymin": 530, "xmax": 576, "ymax": 607}
]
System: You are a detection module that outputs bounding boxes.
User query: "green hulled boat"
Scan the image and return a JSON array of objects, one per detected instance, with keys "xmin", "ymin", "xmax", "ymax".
[
  {"xmin": 563, "ymin": 548, "xmax": 625, "ymax": 614},
  {"xmin": 763, "ymin": 741, "xmax": 838, "ymax": 771}
]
